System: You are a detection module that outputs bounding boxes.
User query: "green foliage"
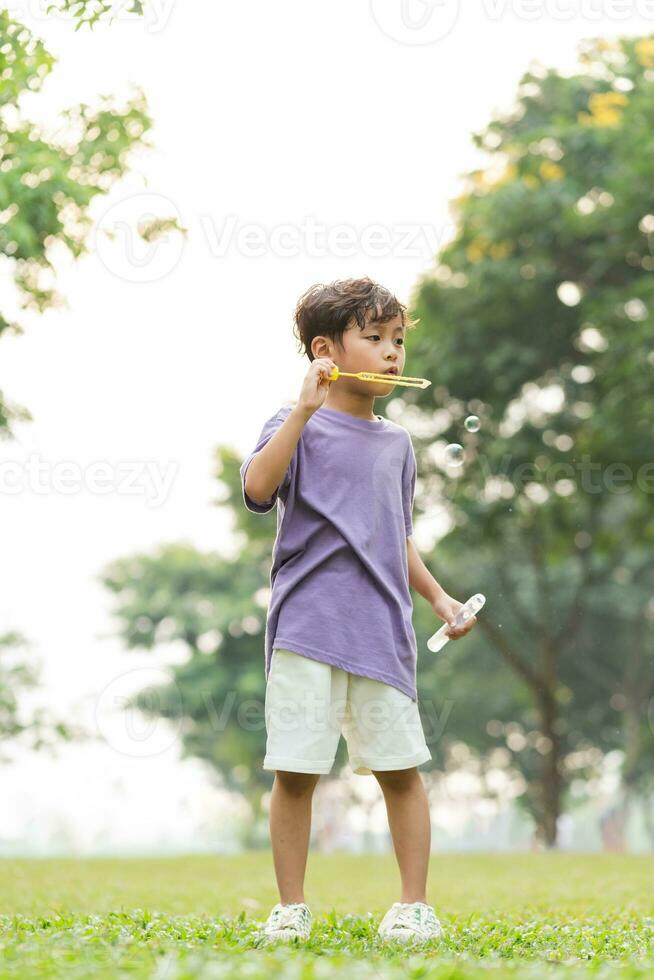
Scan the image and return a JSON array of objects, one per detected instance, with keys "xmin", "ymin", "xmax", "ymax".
[
  {"xmin": 405, "ymin": 32, "xmax": 654, "ymax": 844},
  {"xmin": 99, "ymin": 524, "xmax": 275, "ymax": 815},
  {"xmin": 46, "ymin": 0, "xmax": 145, "ymax": 31},
  {"xmin": 0, "ymin": 10, "xmax": 153, "ymax": 435},
  {"xmin": 0, "ymin": 7, "xmax": 167, "ymax": 760},
  {"xmin": 0, "ymin": 632, "xmax": 87, "ymax": 759}
]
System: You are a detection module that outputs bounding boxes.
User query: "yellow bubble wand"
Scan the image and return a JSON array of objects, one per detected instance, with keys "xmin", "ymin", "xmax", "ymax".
[{"xmin": 328, "ymin": 367, "xmax": 431, "ymax": 389}]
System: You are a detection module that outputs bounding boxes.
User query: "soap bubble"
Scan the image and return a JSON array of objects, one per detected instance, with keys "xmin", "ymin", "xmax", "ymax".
[
  {"xmin": 444, "ymin": 443, "xmax": 464, "ymax": 467},
  {"xmin": 464, "ymin": 415, "xmax": 480, "ymax": 432}
]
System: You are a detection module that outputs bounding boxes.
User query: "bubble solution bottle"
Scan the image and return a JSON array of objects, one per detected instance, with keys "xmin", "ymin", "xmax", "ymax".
[{"xmin": 427, "ymin": 593, "xmax": 486, "ymax": 653}]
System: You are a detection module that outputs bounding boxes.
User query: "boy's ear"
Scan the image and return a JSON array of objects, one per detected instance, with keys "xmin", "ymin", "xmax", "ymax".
[
  {"xmin": 310, "ymin": 336, "xmax": 323, "ymax": 358},
  {"xmin": 311, "ymin": 335, "xmax": 336, "ymax": 359}
]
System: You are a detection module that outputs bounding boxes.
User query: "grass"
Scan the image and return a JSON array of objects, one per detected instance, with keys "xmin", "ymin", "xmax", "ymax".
[{"xmin": 1, "ymin": 852, "xmax": 653, "ymax": 977}]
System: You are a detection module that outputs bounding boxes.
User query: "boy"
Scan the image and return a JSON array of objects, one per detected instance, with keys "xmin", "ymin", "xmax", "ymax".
[{"xmin": 240, "ymin": 276, "xmax": 477, "ymax": 944}]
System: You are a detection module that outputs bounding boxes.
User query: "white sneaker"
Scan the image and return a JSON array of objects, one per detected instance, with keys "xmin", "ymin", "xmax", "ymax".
[
  {"xmin": 377, "ymin": 901, "xmax": 444, "ymax": 943},
  {"xmin": 261, "ymin": 902, "xmax": 312, "ymax": 941}
]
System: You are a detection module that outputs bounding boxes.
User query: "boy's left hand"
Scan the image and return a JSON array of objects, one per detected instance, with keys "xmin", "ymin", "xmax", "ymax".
[{"xmin": 431, "ymin": 594, "xmax": 477, "ymax": 640}]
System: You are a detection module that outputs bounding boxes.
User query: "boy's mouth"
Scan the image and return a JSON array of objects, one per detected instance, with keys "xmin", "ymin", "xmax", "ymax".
[{"xmin": 384, "ymin": 367, "xmax": 399, "ymax": 375}]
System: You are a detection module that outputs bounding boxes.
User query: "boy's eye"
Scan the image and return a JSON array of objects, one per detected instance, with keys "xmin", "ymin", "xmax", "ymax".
[{"xmin": 367, "ymin": 335, "xmax": 404, "ymax": 345}]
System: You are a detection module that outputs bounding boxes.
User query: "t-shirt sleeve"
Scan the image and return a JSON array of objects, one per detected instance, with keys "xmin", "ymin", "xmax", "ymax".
[
  {"xmin": 402, "ymin": 435, "xmax": 416, "ymax": 537},
  {"xmin": 240, "ymin": 408, "xmax": 296, "ymax": 514}
]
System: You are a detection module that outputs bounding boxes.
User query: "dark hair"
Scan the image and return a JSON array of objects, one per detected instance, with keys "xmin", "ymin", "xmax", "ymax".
[{"xmin": 292, "ymin": 276, "xmax": 418, "ymax": 362}]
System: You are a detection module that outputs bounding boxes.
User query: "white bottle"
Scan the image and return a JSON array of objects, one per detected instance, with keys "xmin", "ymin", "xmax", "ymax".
[{"xmin": 427, "ymin": 593, "xmax": 486, "ymax": 652}]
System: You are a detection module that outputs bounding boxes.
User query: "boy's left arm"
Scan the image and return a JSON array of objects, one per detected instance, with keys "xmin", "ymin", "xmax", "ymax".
[{"xmin": 406, "ymin": 535, "xmax": 477, "ymax": 639}]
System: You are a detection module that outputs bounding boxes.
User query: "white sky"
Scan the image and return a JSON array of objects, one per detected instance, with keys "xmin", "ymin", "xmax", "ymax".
[{"xmin": 1, "ymin": 0, "xmax": 650, "ymax": 852}]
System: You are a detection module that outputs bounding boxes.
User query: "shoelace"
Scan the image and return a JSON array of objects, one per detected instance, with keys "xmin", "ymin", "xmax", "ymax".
[
  {"xmin": 392, "ymin": 904, "xmax": 435, "ymax": 931},
  {"xmin": 270, "ymin": 904, "xmax": 308, "ymax": 930}
]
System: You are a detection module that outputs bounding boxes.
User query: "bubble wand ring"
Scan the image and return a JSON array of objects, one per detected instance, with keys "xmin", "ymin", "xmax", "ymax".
[{"xmin": 328, "ymin": 367, "xmax": 431, "ymax": 389}]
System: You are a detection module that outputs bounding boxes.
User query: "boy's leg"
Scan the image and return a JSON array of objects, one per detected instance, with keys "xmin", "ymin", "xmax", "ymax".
[
  {"xmin": 269, "ymin": 770, "xmax": 321, "ymax": 904},
  {"xmin": 373, "ymin": 767, "xmax": 430, "ymax": 904}
]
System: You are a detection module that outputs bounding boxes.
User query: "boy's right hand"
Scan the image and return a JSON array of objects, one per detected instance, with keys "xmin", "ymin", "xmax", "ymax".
[{"xmin": 296, "ymin": 357, "xmax": 338, "ymax": 418}]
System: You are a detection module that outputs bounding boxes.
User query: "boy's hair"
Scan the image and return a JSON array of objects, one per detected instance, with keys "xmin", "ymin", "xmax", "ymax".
[{"xmin": 293, "ymin": 276, "xmax": 418, "ymax": 362}]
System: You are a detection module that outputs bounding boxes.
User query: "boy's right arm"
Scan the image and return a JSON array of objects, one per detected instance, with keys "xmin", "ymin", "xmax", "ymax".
[
  {"xmin": 244, "ymin": 356, "xmax": 337, "ymax": 505},
  {"xmin": 244, "ymin": 405, "xmax": 311, "ymax": 505}
]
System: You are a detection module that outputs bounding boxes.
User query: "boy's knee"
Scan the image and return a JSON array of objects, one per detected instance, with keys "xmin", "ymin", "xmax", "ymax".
[
  {"xmin": 275, "ymin": 770, "xmax": 321, "ymax": 795},
  {"xmin": 373, "ymin": 766, "xmax": 419, "ymax": 792}
]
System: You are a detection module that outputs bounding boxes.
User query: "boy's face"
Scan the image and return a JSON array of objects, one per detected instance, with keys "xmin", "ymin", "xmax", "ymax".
[{"xmin": 337, "ymin": 311, "xmax": 406, "ymax": 389}]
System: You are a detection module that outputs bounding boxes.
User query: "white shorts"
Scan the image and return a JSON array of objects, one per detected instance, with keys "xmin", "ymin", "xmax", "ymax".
[{"xmin": 263, "ymin": 648, "xmax": 432, "ymax": 776}]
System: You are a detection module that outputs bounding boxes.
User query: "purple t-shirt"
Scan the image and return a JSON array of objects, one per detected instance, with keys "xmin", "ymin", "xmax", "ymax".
[{"xmin": 239, "ymin": 403, "xmax": 419, "ymax": 700}]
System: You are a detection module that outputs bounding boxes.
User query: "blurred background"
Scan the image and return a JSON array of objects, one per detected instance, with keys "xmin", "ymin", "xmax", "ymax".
[{"xmin": 1, "ymin": 1, "xmax": 653, "ymax": 858}]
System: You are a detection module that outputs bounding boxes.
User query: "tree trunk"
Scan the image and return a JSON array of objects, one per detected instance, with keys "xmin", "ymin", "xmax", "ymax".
[
  {"xmin": 613, "ymin": 704, "xmax": 641, "ymax": 851},
  {"xmin": 614, "ymin": 624, "xmax": 648, "ymax": 851},
  {"xmin": 537, "ymin": 690, "xmax": 561, "ymax": 849},
  {"xmin": 642, "ymin": 795, "xmax": 654, "ymax": 850}
]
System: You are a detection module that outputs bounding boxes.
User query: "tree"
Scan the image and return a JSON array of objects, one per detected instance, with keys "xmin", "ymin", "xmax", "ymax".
[
  {"xmin": 562, "ymin": 557, "xmax": 654, "ymax": 848},
  {"xmin": 0, "ymin": 9, "xmax": 155, "ymax": 436},
  {"xmin": 0, "ymin": 631, "xmax": 86, "ymax": 761},
  {"xmin": 406, "ymin": 33, "xmax": 654, "ymax": 847},
  {"xmin": 0, "ymin": 7, "xmax": 174, "ymax": 758},
  {"xmin": 99, "ymin": 527, "xmax": 276, "ymax": 842}
]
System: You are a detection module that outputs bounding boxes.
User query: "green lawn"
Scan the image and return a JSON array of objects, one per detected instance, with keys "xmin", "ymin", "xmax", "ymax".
[{"xmin": 1, "ymin": 853, "xmax": 653, "ymax": 978}]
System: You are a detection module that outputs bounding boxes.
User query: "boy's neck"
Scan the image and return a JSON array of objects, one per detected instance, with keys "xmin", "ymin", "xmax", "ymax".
[{"xmin": 323, "ymin": 392, "xmax": 377, "ymax": 421}]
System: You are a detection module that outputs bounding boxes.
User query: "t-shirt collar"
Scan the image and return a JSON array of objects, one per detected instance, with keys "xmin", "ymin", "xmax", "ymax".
[{"xmin": 316, "ymin": 405, "xmax": 385, "ymax": 428}]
